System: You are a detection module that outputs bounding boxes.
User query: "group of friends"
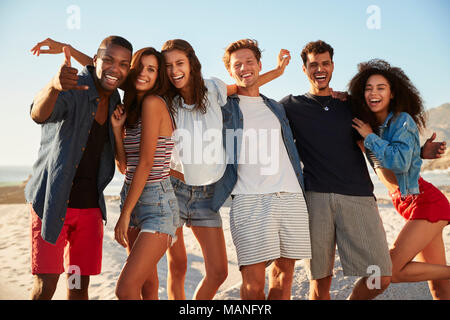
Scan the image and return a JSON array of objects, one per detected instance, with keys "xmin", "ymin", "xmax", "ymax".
[{"xmin": 26, "ymin": 35, "xmax": 450, "ymax": 300}]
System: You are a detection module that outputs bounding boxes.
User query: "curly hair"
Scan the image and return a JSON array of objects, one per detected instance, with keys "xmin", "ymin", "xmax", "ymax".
[
  {"xmin": 348, "ymin": 59, "xmax": 426, "ymax": 132},
  {"xmin": 301, "ymin": 40, "xmax": 334, "ymax": 66},
  {"xmin": 161, "ymin": 39, "xmax": 208, "ymax": 114}
]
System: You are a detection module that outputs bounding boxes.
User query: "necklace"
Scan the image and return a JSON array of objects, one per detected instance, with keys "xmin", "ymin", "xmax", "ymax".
[{"xmin": 305, "ymin": 93, "xmax": 332, "ymax": 111}]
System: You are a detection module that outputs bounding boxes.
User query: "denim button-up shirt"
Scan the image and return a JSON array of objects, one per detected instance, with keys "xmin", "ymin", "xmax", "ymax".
[
  {"xmin": 364, "ymin": 112, "xmax": 422, "ymax": 196},
  {"xmin": 25, "ymin": 66, "xmax": 120, "ymax": 244},
  {"xmin": 211, "ymin": 94, "xmax": 306, "ymax": 211}
]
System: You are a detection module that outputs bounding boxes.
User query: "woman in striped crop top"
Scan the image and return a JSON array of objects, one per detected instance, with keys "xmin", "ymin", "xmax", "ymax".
[{"xmin": 111, "ymin": 47, "xmax": 180, "ymax": 300}]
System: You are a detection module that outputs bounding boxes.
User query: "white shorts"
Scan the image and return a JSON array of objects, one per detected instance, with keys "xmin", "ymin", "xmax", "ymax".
[{"xmin": 229, "ymin": 192, "xmax": 312, "ymax": 268}]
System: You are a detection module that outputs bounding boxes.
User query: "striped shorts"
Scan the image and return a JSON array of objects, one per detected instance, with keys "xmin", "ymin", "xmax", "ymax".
[
  {"xmin": 304, "ymin": 191, "xmax": 392, "ymax": 280},
  {"xmin": 229, "ymin": 192, "xmax": 312, "ymax": 268}
]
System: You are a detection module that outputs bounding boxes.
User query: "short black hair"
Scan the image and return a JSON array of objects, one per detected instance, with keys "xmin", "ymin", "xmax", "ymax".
[
  {"xmin": 97, "ymin": 35, "xmax": 133, "ymax": 56},
  {"xmin": 301, "ymin": 40, "xmax": 334, "ymax": 66}
]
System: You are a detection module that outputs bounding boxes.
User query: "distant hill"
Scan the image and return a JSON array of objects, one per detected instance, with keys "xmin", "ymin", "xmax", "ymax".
[
  {"xmin": 420, "ymin": 103, "xmax": 450, "ymax": 171},
  {"xmin": 421, "ymin": 103, "xmax": 450, "ymax": 142}
]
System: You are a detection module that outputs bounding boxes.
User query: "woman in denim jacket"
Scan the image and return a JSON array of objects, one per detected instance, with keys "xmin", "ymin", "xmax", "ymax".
[{"xmin": 350, "ymin": 59, "xmax": 450, "ymax": 299}]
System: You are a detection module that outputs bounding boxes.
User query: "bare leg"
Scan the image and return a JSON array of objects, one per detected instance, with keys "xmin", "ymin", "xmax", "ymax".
[
  {"xmin": 30, "ymin": 274, "xmax": 60, "ymax": 300},
  {"xmin": 67, "ymin": 275, "xmax": 90, "ymax": 300},
  {"xmin": 348, "ymin": 276, "xmax": 391, "ymax": 300},
  {"xmin": 141, "ymin": 266, "xmax": 159, "ymax": 300},
  {"xmin": 240, "ymin": 262, "xmax": 266, "ymax": 300},
  {"xmin": 390, "ymin": 220, "xmax": 450, "ymax": 283},
  {"xmin": 166, "ymin": 227, "xmax": 187, "ymax": 300},
  {"xmin": 125, "ymin": 227, "xmax": 157, "ymax": 300},
  {"xmin": 309, "ymin": 276, "xmax": 332, "ymax": 300},
  {"xmin": 191, "ymin": 226, "xmax": 228, "ymax": 300},
  {"xmin": 115, "ymin": 232, "xmax": 169, "ymax": 300},
  {"xmin": 268, "ymin": 258, "xmax": 295, "ymax": 300},
  {"xmin": 415, "ymin": 230, "xmax": 450, "ymax": 300}
]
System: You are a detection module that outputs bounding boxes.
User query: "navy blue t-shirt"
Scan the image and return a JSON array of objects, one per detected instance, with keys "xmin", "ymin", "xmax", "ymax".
[{"xmin": 279, "ymin": 94, "xmax": 374, "ymax": 196}]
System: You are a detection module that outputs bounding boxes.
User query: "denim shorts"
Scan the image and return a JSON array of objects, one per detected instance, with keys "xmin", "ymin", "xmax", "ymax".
[
  {"xmin": 170, "ymin": 176, "xmax": 222, "ymax": 228},
  {"xmin": 120, "ymin": 178, "xmax": 179, "ymax": 238}
]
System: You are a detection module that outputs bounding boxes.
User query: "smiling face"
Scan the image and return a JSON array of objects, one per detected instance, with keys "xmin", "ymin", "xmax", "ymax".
[
  {"xmin": 303, "ymin": 51, "xmax": 334, "ymax": 95},
  {"xmin": 228, "ymin": 48, "xmax": 261, "ymax": 90},
  {"xmin": 93, "ymin": 44, "xmax": 131, "ymax": 92},
  {"xmin": 163, "ymin": 49, "xmax": 191, "ymax": 91},
  {"xmin": 134, "ymin": 54, "xmax": 159, "ymax": 93},
  {"xmin": 364, "ymin": 74, "xmax": 393, "ymax": 120}
]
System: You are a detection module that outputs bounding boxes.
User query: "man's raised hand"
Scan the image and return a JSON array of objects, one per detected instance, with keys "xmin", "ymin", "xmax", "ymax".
[
  {"xmin": 51, "ymin": 46, "xmax": 88, "ymax": 92},
  {"xmin": 422, "ymin": 132, "xmax": 447, "ymax": 159}
]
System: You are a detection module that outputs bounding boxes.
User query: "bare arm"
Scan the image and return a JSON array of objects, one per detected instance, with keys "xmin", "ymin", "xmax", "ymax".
[
  {"xmin": 225, "ymin": 49, "xmax": 291, "ymax": 96},
  {"xmin": 257, "ymin": 49, "xmax": 291, "ymax": 87},
  {"xmin": 111, "ymin": 105, "xmax": 127, "ymax": 174},
  {"xmin": 31, "ymin": 38, "xmax": 93, "ymax": 66},
  {"xmin": 31, "ymin": 47, "xmax": 88, "ymax": 123}
]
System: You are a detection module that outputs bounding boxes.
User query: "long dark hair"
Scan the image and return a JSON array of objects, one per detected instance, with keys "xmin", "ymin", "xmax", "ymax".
[
  {"xmin": 348, "ymin": 59, "xmax": 426, "ymax": 132},
  {"xmin": 123, "ymin": 47, "xmax": 173, "ymax": 125},
  {"xmin": 161, "ymin": 39, "xmax": 208, "ymax": 114}
]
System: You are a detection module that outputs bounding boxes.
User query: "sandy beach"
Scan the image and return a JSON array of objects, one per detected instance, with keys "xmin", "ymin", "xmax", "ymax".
[{"xmin": 0, "ymin": 183, "xmax": 449, "ymax": 300}]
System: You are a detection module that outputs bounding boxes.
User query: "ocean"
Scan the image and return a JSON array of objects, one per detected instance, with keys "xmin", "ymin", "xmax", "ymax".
[
  {"xmin": 0, "ymin": 165, "xmax": 125, "ymax": 196},
  {"xmin": 1, "ymin": 165, "xmax": 449, "ymax": 199}
]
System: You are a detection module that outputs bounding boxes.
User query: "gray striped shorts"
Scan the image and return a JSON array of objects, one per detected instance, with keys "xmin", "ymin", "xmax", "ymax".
[
  {"xmin": 229, "ymin": 192, "xmax": 312, "ymax": 268},
  {"xmin": 304, "ymin": 191, "xmax": 392, "ymax": 280}
]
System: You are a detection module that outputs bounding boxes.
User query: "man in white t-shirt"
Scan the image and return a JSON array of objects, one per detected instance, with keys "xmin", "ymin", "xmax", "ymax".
[{"xmin": 215, "ymin": 39, "xmax": 311, "ymax": 300}]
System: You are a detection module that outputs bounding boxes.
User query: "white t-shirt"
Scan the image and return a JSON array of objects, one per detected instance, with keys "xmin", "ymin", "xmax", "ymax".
[
  {"xmin": 231, "ymin": 95, "xmax": 302, "ymax": 195},
  {"xmin": 170, "ymin": 78, "xmax": 228, "ymax": 186}
]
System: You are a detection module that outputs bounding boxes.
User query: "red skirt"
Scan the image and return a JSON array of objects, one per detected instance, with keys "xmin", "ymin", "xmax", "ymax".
[{"xmin": 390, "ymin": 177, "xmax": 450, "ymax": 223}]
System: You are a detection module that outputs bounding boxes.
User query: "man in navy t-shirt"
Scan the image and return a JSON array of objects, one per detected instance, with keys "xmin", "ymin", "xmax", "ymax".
[{"xmin": 280, "ymin": 40, "xmax": 393, "ymax": 300}]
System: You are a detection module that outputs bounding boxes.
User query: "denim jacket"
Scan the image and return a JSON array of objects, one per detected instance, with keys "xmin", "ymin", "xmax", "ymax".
[
  {"xmin": 363, "ymin": 111, "xmax": 422, "ymax": 196},
  {"xmin": 25, "ymin": 66, "xmax": 120, "ymax": 244},
  {"xmin": 211, "ymin": 94, "xmax": 306, "ymax": 211}
]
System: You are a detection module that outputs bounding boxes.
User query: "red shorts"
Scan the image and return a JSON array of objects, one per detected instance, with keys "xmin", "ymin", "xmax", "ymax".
[
  {"xmin": 390, "ymin": 177, "xmax": 450, "ymax": 223},
  {"xmin": 30, "ymin": 206, "xmax": 104, "ymax": 276}
]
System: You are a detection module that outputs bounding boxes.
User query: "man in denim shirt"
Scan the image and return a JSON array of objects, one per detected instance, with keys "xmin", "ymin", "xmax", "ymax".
[
  {"xmin": 212, "ymin": 39, "xmax": 311, "ymax": 300},
  {"xmin": 26, "ymin": 36, "xmax": 132, "ymax": 299}
]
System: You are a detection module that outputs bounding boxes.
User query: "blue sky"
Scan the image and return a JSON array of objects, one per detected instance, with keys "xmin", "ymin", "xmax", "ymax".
[{"xmin": 0, "ymin": 0, "xmax": 449, "ymax": 165}]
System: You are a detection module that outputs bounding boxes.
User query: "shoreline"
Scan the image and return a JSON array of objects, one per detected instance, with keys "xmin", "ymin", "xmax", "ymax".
[{"xmin": 2, "ymin": 182, "xmax": 449, "ymax": 205}]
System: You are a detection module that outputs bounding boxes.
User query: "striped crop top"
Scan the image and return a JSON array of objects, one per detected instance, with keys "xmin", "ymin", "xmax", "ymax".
[
  {"xmin": 365, "ymin": 126, "xmax": 383, "ymax": 170},
  {"xmin": 124, "ymin": 119, "xmax": 174, "ymax": 185}
]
